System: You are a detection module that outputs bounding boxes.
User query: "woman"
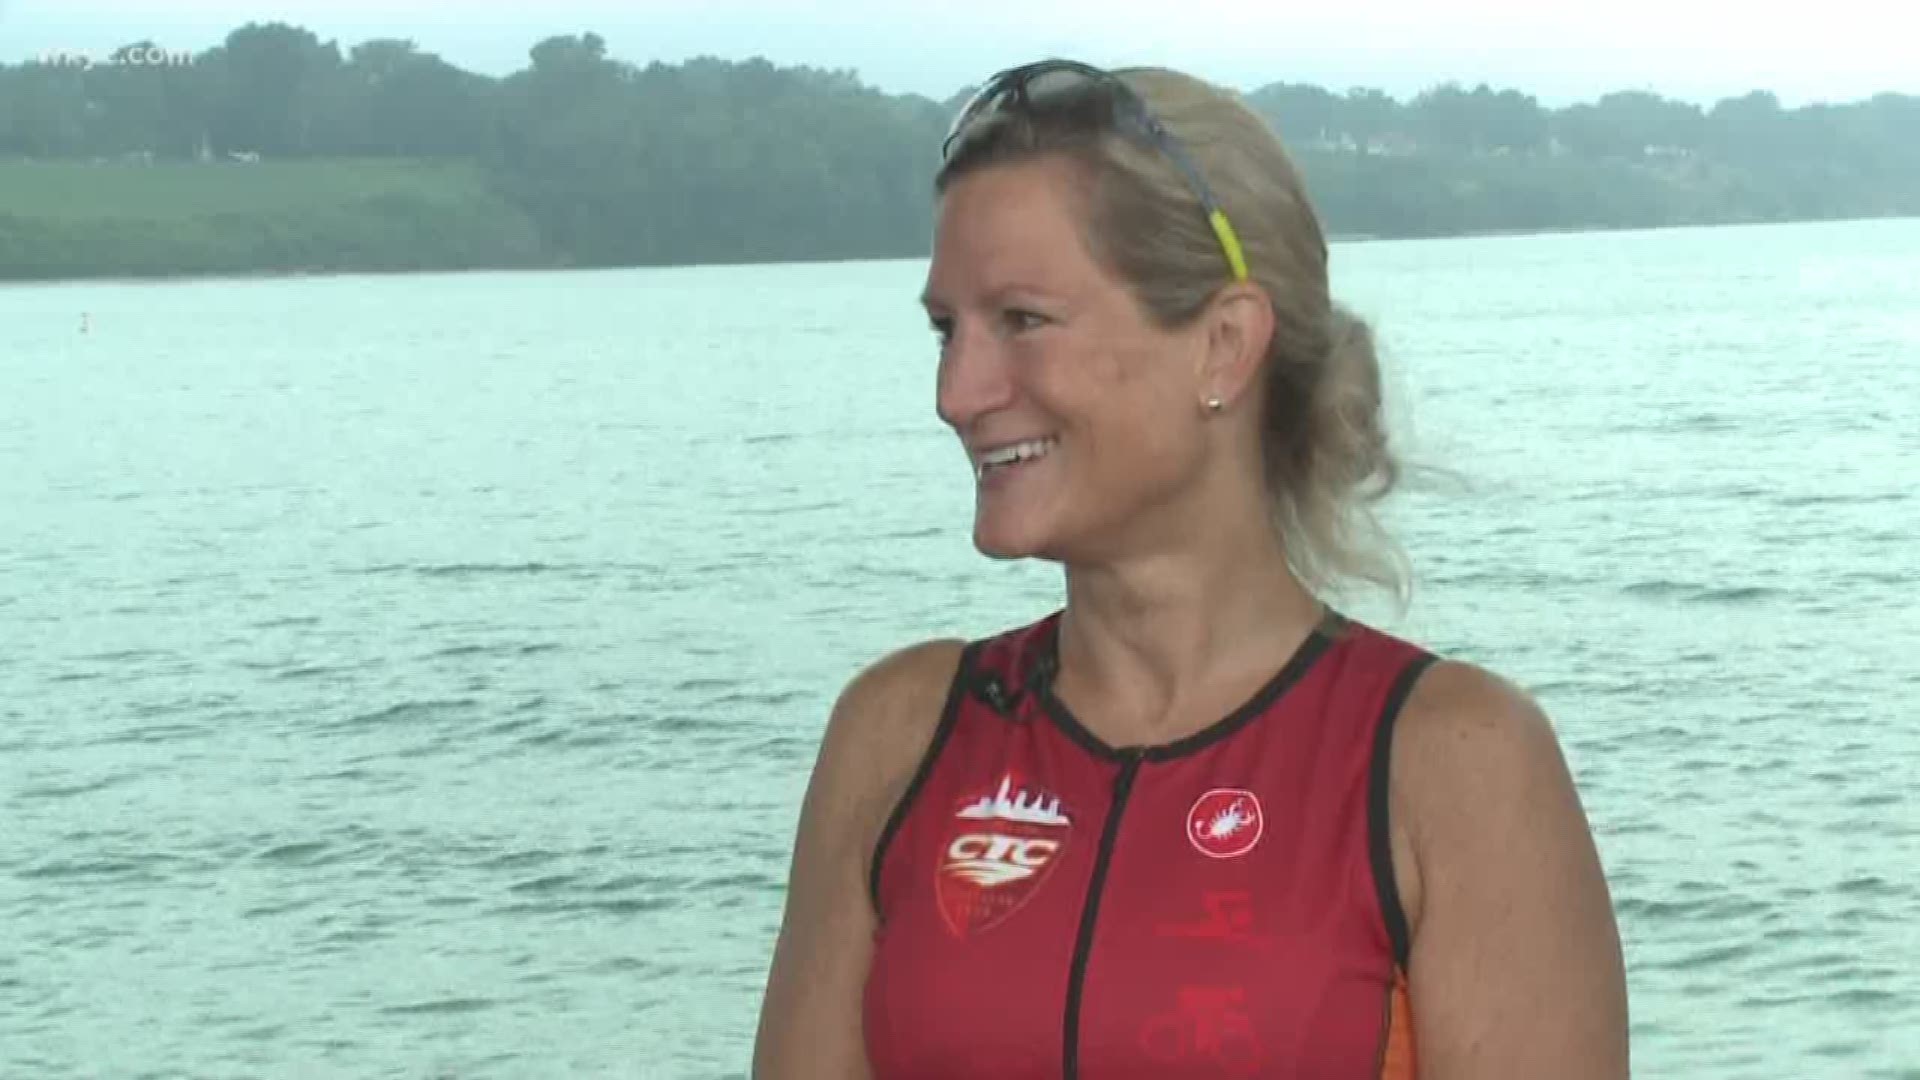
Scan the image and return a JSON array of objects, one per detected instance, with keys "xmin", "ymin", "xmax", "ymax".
[{"xmin": 754, "ymin": 60, "xmax": 1628, "ymax": 1078}]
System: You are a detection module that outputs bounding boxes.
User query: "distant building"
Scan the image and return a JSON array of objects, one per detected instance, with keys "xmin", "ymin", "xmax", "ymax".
[
  {"xmin": 1297, "ymin": 131, "xmax": 1420, "ymax": 156},
  {"xmin": 1364, "ymin": 133, "xmax": 1419, "ymax": 157}
]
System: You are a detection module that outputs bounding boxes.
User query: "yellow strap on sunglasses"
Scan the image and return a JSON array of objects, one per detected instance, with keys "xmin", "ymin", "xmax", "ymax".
[{"xmin": 1210, "ymin": 209, "xmax": 1250, "ymax": 282}]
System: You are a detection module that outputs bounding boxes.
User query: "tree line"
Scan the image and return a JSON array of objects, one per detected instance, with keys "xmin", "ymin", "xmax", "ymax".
[{"xmin": 2, "ymin": 23, "xmax": 1916, "ymax": 273}]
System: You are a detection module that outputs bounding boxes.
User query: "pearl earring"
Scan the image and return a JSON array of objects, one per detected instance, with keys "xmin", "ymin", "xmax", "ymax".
[{"xmin": 1205, "ymin": 396, "xmax": 1224, "ymax": 413}]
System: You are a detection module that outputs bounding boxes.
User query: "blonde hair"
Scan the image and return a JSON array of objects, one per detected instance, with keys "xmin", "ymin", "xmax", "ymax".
[{"xmin": 937, "ymin": 66, "xmax": 1411, "ymax": 606}]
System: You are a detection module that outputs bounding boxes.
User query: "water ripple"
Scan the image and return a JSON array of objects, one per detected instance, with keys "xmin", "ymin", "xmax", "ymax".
[{"xmin": 9, "ymin": 222, "xmax": 1918, "ymax": 1080}]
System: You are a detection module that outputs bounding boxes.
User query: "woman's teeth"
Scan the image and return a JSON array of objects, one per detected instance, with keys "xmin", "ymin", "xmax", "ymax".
[{"xmin": 977, "ymin": 438, "xmax": 1056, "ymax": 480}]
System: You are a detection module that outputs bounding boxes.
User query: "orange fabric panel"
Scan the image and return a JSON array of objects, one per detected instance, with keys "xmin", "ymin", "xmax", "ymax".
[{"xmin": 1378, "ymin": 968, "xmax": 1418, "ymax": 1080}]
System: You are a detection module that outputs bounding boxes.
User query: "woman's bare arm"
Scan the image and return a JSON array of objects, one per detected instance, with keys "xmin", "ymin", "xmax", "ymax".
[
  {"xmin": 1396, "ymin": 661, "xmax": 1630, "ymax": 1079},
  {"xmin": 752, "ymin": 639, "xmax": 965, "ymax": 1080}
]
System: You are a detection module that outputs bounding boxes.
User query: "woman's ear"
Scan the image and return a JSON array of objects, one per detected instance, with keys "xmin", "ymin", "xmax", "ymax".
[{"xmin": 1195, "ymin": 282, "xmax": 1274, "ymax": 412}]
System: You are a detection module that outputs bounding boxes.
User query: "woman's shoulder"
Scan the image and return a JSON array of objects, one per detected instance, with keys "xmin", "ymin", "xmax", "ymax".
[
  {"xmin": 1394, "ymin": 657, "xmax": 1567, "ymax": 796},
  {"xmin": 831, "ymin": 637, "xmax": 972, "ymax": 740},
  {"xmin": 806, "ymin": 637, "xmax": 971, "ymax": 823},
  {"xmin": 812, "ymin": 613, "xmax": 1057, "ymax": 821},
  {"xmin": 1387, "ymin": 653, "xmax": 1613, "ymax": 942},
  {"xmin": 1389, "ymin": 655, "xmax": 1577, "ymax": 852},
  {"xmin": 825, "ymin": 611, "xmax": 1058, "ymax": 739}
]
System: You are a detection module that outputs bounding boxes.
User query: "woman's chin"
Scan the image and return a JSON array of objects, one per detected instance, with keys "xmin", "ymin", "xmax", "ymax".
[
  {"xmin": 969, "ymin": 459, "xmax": 1080, "ymax": 560},
  {"xmin": 973, "ymin": 529, "xmax": 1037, "ymax": 561},
  {"xmin": 971, "ymin": 511, "xmax": 1053, "ymax": 561}
]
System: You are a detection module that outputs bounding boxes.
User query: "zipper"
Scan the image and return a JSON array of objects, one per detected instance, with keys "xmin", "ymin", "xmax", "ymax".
[{"xmin": 1062, "ymin": 746, "xmax": 1146, "ymax": 1079}]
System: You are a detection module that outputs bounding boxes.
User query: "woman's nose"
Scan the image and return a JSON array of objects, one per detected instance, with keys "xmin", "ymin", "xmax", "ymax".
[{"xmin": 935, "ymin": 325, "xmax": 1016, "ymax": 430}]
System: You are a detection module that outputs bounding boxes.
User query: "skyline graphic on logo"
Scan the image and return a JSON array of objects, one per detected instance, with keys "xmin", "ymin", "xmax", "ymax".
[{"xmin": 955, "ymin": 774, "xmax": 1070, "ymax": 827}]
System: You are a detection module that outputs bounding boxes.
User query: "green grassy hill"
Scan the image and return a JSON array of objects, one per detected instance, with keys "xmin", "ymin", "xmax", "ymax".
[
  {"xmin": 0, "ymin": 159, "xmax": 552, "ymax": 280},
  {"xmin": 3, "ymin": 37, "xmax": 1914, "ymax": 280}
]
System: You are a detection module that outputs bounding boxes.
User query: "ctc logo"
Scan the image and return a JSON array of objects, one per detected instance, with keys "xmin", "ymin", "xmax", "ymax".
[{"xmin": 945, "ymin": 834, "xmax": 1059, "ymax": 865}]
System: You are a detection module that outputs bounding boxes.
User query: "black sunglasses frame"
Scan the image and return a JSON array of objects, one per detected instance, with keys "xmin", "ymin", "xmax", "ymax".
[{"xmin": 939, "ymin": 59, "xmax": 1250, "ymax": 282}]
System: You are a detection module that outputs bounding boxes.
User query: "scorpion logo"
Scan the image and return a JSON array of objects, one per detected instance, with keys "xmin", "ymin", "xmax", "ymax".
[
  {"xmin": 1186, "ymin": 788, "xmax": 1265, "ymax": 858},
  {"xmin": 1195, "ymin": 798, "xmax": 1255, "ymax": 842}
]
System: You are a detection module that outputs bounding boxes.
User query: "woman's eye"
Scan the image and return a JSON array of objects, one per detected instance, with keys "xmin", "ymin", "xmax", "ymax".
[
  {"xmin": 929, "ymin": 317, "xmax": 953, "ymax": 346},
  {"xmin": 1005, "ymin": 309, "xmax": 1046, "ymax": 333}
]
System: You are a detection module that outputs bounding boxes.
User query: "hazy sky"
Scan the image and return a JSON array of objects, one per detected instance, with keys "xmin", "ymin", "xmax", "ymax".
[{"xmin": 5, "ymin": 0, "xmax": 1917, "ymax": 106}]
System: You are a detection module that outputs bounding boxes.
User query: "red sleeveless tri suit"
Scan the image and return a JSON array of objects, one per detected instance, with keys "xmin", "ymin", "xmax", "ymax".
[{"xmin": 862, "ymin": 607, "xmax": 1438, "ymax": 1078}]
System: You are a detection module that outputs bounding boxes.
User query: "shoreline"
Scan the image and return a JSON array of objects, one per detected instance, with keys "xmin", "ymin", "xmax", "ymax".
[{"xmin": 3, "ymin": 212, "xmax": 1914, "ymax": 289}]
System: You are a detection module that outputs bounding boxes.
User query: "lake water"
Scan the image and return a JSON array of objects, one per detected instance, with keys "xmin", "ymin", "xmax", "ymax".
[{"xmin": 4, "ymin": 218, "xmax": 1918, "ymax": 1079}]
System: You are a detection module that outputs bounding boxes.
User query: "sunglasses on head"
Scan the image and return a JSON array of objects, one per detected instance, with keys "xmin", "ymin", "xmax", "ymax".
[{"xmin": 941, "ymin": 58, "xmax": 1250, "ymax": 283}]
